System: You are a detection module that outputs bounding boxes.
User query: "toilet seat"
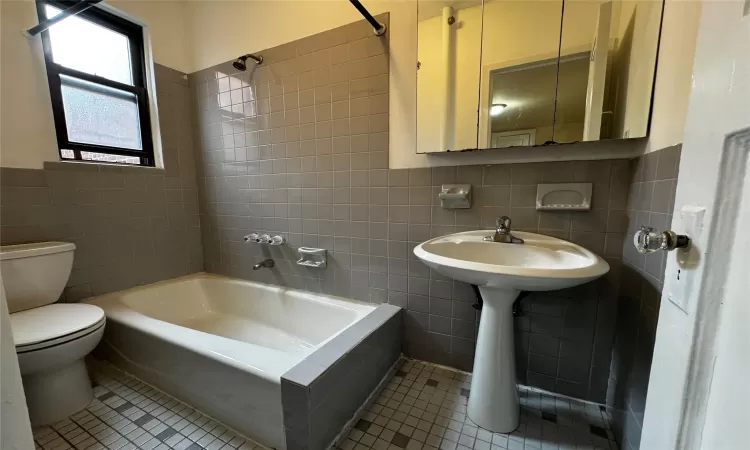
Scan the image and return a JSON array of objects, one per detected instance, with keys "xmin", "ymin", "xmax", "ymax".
[{"xmin": 12, "ymin": 304, "xmax": 106, "ymax": 353}]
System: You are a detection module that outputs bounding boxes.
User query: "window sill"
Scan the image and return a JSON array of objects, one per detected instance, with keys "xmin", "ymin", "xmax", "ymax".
[{"xmin": 44, "ymin": 160, "xmax": 165, "ymax": 174}]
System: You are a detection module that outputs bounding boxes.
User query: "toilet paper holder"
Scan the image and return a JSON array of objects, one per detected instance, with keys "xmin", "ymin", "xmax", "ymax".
[{"xmin": 439, "ymin": 184, "xmax": 472, "ymax": 209}]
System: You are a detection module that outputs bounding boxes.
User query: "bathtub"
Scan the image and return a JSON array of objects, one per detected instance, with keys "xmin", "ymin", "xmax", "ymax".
[{"xmin": 86, "ymin": 273, "xmax": 402, "ymax": 450}]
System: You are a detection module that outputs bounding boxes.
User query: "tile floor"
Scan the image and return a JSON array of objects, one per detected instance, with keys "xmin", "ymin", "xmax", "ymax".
[
  {"xmin": 32, "ymin": 362, "xmax": 262, "ymax": 450},
  {"xmin": 335, "ymin": 360, "xmax": 618, "ymax": 450},
  {"xmin": 32, "ymin": 359, "xmax": 617, "ymax": 450}
]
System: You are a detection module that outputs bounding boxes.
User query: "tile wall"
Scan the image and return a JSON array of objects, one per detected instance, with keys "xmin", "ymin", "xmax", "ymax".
[
  {"xmin": 282, "ymin": 305, "xmax": 402, "ymax": 450},
  {"xmin": 0, "ymin": 64, "xmax": 202, "ymax": 302},
  {"xmin": 187, "ymin": 14, "xmax": 630, "ymax": 403},
  {"xmin": 607, "ymin": 144, "xmax": 681, "ymax": 450}
]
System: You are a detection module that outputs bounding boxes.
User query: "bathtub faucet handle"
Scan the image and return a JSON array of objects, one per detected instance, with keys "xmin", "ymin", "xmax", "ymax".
[
  {"xmin": 244, "ymin": 233, "xmax": 260, "ymax": 243},
  {"xmin": 268, "ymin": 235, "xmax": 285, "ymax": 246}
]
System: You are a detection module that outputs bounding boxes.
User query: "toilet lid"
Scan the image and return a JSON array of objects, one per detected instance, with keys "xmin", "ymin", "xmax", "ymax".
[{"xmin": 11, "ymin": 304, "xmax": 105, "ymax": 347}]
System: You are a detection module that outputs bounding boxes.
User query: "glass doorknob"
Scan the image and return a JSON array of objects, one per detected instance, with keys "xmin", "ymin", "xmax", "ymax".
[{"xmin": 633, "ymin": 226, "xmax": 690, "ymax": 254}]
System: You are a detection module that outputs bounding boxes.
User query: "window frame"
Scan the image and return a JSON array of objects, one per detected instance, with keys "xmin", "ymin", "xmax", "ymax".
[{"xmin": 37, "ymin": 0, "xmax": 155, "ymax": 166}]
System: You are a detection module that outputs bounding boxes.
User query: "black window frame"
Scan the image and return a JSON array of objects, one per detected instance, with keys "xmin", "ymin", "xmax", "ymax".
[{"xmin": 36, "ymin": 0, "xmax": 155, "ymax": 166}]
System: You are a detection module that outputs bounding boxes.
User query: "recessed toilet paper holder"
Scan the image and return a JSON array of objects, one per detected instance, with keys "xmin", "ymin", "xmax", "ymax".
[{"xmin": 439, "ymin": 184, "xmax": 472, "ymax": 209}]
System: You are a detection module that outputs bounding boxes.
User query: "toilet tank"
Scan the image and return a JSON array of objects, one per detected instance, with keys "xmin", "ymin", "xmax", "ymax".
[{"xmin": 0, "ymin": 242, "xmax": 76, "ymax": 313}]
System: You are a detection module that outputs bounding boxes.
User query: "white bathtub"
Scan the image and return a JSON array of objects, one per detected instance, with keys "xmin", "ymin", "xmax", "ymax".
[{"xmin": 86, "ymin": 273, "xmax": 377, "ymax": 448}]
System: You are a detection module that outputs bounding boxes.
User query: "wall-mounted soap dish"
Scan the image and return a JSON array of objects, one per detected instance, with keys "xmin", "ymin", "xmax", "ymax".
[
  {"xmin": 296, "ymin": 247, "xmax": 327, "ymax": 268},
  {"xmin": 536, "ymin": 183, "xmax": 592, "ymax": 211}
]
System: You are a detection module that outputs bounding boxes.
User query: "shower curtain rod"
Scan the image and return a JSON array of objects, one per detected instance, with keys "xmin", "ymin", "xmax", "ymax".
[
  {"xmin": 25, "ymin": 0, "xmax": 104, "ymax": 37},
  {"xmin": 349, "ymin": 0, "xmax": 386, "ymax": 36}
]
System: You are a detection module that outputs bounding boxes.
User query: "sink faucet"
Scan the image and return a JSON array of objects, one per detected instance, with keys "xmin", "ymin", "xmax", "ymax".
[
  {"xmin": 484, "ymin": 216, "xmax": 524, "ymax": 244},
  {"xmin": 253, "ymin": 259, "xmax": 275, "ymax": 270}
]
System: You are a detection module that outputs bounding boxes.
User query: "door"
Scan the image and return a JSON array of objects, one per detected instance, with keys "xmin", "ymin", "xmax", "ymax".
[
  {"xmin": 490, "ymin": 129, "xmax": 536, "ymax": 148},
  {"xmin": 582, "ymin": 1, "xmax": 611, "ymax": 141},
  {"xmin": 640, "ymin": 2, "xmax": 750, "ymax": 449}
]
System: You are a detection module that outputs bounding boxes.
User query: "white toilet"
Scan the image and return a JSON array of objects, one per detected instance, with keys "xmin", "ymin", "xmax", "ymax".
[{"xmin": 1, "ymin": 242, "xmax": 106, "ymax": 426}]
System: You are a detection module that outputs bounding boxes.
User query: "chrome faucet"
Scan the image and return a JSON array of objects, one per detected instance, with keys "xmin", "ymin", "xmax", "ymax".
[
  {"xmin": 484, "ymin": 216, "xmax": 524, "ymax": 244},
  {"xmin": 253, "ymin": 259, "xmax": 275, "ymax": 270}
]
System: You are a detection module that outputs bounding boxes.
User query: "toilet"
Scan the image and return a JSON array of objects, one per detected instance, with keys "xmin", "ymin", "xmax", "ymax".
[{"xmin": 1, "ymin": 242, "xmax": 106, "ymax": 426}]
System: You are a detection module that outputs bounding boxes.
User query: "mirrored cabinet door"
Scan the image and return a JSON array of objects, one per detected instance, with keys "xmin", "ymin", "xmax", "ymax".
[
  {"xmin": 416, "ymin": 0, "xmax": 664, "ymax": 154},
  {"xmin": 555, "ymin": 0, "xmax": 663, "ymax": 143},
  {"xmin": 477, "ymin": 0, "xmax": 564, "ymax": 149},
  {"xmin": 417, "ymin": 0, "xmax": 483, "ymax": 153}
]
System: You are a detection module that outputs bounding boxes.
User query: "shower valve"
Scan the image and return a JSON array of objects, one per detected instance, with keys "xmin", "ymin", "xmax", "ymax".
[{"xmin": 243, "ymin": 233, "xmax": 285, "ymax": 245}]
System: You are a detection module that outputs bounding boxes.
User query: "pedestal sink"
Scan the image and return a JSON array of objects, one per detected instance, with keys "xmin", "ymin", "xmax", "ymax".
[{"xmin": 413, "ymin": 230, "xmax": 609, "ymax": 432}]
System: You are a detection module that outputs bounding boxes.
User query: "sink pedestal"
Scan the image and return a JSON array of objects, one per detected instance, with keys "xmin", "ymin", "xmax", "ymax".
[{"xmin": 467, "ymin": 286, "xmax": 520, "ymax": 433}]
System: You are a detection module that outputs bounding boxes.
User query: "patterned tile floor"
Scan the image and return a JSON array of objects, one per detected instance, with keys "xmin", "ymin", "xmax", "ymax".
[
  {"xmin": 32, "ymin": 359, "xmax": 617, "ymax": 450},
  {"xmin": 335, "ymin": 360, "xmax": 618, "ymax": 450},
  {"xmin": 32, "ymin": 362, "xmax": 262, "ymax": 450}
]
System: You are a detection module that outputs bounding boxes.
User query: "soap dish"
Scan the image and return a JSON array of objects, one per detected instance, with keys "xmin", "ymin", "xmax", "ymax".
[
  {"xmin": 296, "ymin": 247, "xmax": 327, "ymax": 268},
  {"xmin": 536, "ymin": 183, "xmax": 592, "ymax": 211}
]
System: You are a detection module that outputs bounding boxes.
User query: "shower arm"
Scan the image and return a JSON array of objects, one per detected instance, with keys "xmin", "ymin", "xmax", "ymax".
[
  {"xmin": 244, "ymin": 54, "xmax": 263, "ymax": 65},
  {"xmin": 349, "ymin": 0, "xmax": 386, "ymax": 36}
]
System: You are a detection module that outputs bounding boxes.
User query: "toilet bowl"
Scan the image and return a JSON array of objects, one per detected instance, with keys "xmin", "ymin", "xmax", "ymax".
[{"xmin": 1, "ymin": 242, "xmax": 106, "ymax": 426}]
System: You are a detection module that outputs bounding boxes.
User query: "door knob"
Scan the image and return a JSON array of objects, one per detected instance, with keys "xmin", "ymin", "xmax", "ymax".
[{"xmin": 633, "ymin": 226, "xmax": 690, "ymax": 254}]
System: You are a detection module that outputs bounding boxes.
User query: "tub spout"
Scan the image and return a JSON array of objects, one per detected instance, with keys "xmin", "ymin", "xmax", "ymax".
[{"xmin": 253, "ymin": 259, "xmax": 275, "ymax": 270}]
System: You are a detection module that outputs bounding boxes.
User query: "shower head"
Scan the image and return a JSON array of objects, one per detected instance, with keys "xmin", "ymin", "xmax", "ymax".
[{"xmin": 233, "ymin": 53, "xmax": 263, "ymax": 71}]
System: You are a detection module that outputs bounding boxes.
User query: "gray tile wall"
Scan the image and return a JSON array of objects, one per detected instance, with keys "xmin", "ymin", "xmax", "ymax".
[
  {"xmin": 282, "ymin": 305, "xmax": 402, "ymax": 450},
  {"xmin": 607, "ymin": 145, "xmax": 681, "ymax": 450},
  {"xmin": 187, "ymin": 14, "xmax": 629, "ymax": 403},
  {"xmin": 0, "ymin": 64, "xmax": 202, "ymax": 302}
]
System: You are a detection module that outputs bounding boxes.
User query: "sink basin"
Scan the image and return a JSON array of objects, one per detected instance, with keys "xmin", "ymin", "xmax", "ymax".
[
  {"xmin": 414, "ymin": 230, "xmax": 609, "ymax": 290},
  {"xmin": 414, "ymin": 230, "xmax": 609, "ymax": 433}
]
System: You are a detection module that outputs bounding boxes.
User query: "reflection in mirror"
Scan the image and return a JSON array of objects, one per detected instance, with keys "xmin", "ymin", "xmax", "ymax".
[
  {"xmin": 417, "ymin": 0, "xmax": 483, "ymax": 153},
  {"xmin": 556, "ymin": 0, "xmax": 663, "ymax": 142},
  {"xmin": 476, "ymin": 0, "xmax": 564, "ymax": 149},
  {"xmin": 417, "ymin": 0, "xmax": 664, "ymax": 153}
]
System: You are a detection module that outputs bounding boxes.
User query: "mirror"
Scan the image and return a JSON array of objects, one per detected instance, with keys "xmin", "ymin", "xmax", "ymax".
[
  {"xmin": 417, "ymin": 1, "xmax": 483, "ymax": 153},
  {"xmin": 477, "ymin": 0, "xmax": 564, "ymax": 148},
  {"xmin": 554, "ymin": 0, "xmax": 663, "ymax": 142},
  {"xmin": 416, "ymin": 0, "xmax": 664, "ymax": 153}
]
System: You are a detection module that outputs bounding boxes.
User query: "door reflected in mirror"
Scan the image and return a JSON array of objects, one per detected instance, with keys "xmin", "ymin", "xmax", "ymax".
[{"xmin": 477, "ymin": 0, "xmax": 564, "ymax": 149}]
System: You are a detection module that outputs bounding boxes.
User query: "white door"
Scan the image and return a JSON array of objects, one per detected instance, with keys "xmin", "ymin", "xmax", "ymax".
[
  {"xmin": 582, "ymin": 1, "xmax": 612, "ymax": 141},
  {"xmin": 490, "ymin": 129, "xmax": 536, "ymax": 148},
  {"xmin": 640, "ymin": 2, "xmax": 750, "ymax": 449}
]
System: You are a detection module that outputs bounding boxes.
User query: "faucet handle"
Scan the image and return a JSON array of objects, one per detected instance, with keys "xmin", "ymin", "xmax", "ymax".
[{"xmin": 496, "ymin": 216, "xmax": 512, "ymax": 231}]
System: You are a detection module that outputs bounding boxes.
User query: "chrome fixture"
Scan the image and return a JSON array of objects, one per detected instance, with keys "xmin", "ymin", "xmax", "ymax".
[
  {"xmin": 243, "ymin": 233, "xmax": 285, "ymax": 245},
  {"xmin": 348, "ymin": 0, "xmax": 387, "ymax": 36},
  {"xmin": 634, "ymin": 226, "xmax": 690, "ymax": 254},
  {"xmin": 233, "ymin": 54, "xmax": 263, "ymax": 71},
  {"xmin": 484, "ymin": 216, "xmax": 524, "ymax": 244},
  {"xmin": 253, "ymin": 259, "xmax": 275, "ymax": 270}
]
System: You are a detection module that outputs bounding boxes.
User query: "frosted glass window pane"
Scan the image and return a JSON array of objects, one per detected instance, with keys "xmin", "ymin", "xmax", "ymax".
[
  {"xmin": 81, "ymin": 151, "xmax": 140, "ymax": 165},
  {"xmin": 45, "ymin": 5, "xmax": 133, "ymax": 85},
  {"xmin": 60, "ymin": 75, "xmax": 142, "ymax": 150}
]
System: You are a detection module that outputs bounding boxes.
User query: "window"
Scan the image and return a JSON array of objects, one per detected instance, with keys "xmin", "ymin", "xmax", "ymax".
[{"xmin": 37, "ymin": 2, "xmax": 155, "ymax": 166}]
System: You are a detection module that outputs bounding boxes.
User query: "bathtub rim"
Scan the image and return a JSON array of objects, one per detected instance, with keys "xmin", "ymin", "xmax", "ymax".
[{"xmin": 85, "ymin": 272, "xmax": 377, "ymax": 382}]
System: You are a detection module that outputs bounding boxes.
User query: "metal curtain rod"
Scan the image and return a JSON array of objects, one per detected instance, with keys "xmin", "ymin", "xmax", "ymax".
[
  {"xmin": 25, "ymin": 0, "xmax": 104, "ymax": 37},
  {"xmin": 349, "ymin": 0, "xmax": 386, "ymax": 36}
]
